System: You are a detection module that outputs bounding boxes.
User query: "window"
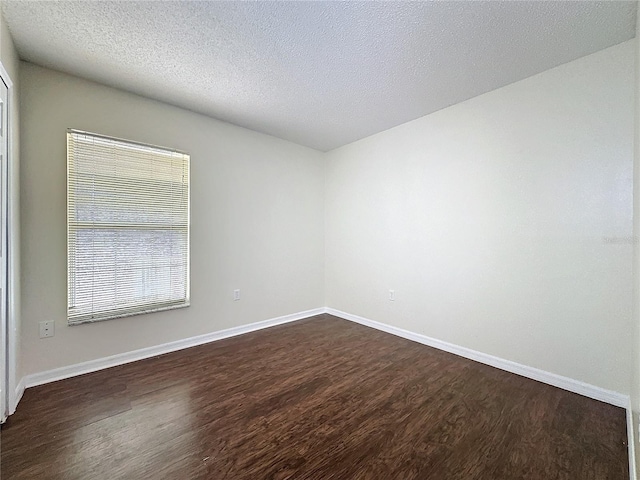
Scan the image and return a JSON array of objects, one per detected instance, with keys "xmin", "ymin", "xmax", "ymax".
[{"xmin": 67, "ymin": 130, "xmax": 190, "ymax": 325}]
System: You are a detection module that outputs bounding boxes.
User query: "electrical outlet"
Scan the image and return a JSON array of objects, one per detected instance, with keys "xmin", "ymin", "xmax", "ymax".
[
  {"xmin": 39, "ymin": 320, "xmax": 55, "ymax": 338},
  {"xmin": 389, "ymin": 290, "xmax": 395, "ymax": 301},
  {"xmin": 234, "ymin": 289, "xmax": 240, "ymax": 301}
]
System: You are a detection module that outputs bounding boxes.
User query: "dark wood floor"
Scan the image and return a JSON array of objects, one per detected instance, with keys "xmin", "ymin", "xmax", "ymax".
[{"xmin": 1, "ymin": 314, "xmax": 629, "ymax": 479}]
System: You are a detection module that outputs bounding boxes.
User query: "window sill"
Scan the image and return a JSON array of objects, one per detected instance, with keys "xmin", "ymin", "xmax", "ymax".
[{"xmin": 68, "ymin": 301, "xmax": 190, "ymax": 326}]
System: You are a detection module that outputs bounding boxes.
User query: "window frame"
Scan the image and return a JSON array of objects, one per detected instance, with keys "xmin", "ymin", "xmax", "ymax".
[{"xmin": 66, "ymin": 129, "xmax": 190, "ymax": 325}]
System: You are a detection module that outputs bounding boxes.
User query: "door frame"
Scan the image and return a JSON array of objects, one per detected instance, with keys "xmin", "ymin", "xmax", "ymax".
[{"xmin": 0, "ymin": 60, "xmax": 17, "ymax": 420}]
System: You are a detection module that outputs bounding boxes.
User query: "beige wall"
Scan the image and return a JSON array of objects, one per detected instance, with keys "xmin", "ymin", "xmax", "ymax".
[
  {"xmin": 19, "ymin": 37, "xmax": 636, "ymax": 401},
  {"xmin": 20, "ymin": 63, "xmax": 325, "ymax": 376},
  {"xmin": 325, "ymin": 41, "xmax": 635, "ymax": 395},
  {"xmin": 0, "ymin": 10, "xmax": 21, "ymax": 405}
]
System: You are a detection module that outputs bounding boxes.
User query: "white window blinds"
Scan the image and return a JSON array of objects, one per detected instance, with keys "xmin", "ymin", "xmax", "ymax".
[{"xmin": 67, "ymin": 130, "xmax": 190, "ymax": 325}]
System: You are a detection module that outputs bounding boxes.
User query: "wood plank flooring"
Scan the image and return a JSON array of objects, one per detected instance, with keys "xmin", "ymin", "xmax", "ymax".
[{"xmin": 0, "ymin": 314, "xmax": 629, "ymax": 479}]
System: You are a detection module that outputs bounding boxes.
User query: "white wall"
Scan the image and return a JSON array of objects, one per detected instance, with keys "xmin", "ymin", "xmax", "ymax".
[
  {"xmin": 19, "ymin": 38, "xmax": 636, "ymax": 400},
  {"xmin": 325, "ymin": 41, "xmax": 635, "ymax": 395},
  {"xmin": 0, "ymin": 11, "xmax": 21, "ymax": 408},
  {"xmin": 20, "ymin": 63, "xmax": 325, "ymax": 376},
  {"xmin": 632, "ymin": 7, "xmax": 640, "ymax": 477}
]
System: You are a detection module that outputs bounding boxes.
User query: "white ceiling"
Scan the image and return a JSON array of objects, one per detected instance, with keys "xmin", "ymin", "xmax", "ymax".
[{"xmin": 3, "ymin": 1, "xmax": 637, "ymax": 152}]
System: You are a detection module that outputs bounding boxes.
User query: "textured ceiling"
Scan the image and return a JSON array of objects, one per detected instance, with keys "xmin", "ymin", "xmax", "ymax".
[{"xmin": 3, "ymin": 1, "xmax": 637, "ymax": 151}]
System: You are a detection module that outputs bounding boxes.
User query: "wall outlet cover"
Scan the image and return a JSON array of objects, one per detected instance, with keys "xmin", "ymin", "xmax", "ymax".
[{"xmin": 39, "ymin": 320, "xmax": 54, "ymax": 338}]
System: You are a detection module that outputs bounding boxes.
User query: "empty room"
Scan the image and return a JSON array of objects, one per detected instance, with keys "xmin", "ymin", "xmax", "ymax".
[{"xmin": 1, "ymin": 0, "xmax": 639, "ymax": 478}]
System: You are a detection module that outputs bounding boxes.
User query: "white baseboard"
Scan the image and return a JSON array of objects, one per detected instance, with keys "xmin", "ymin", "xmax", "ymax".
[
  {"xmin": 16, "ymin": 306, "xmax": 631, "ymax": 408},
  {"xmin": 9, "ymin": 305, "xmax": 636, "ymax": 477},
  {"xmin": 9, "ymin": 376, "xmax": 25, "ymax": 415},
  {"xmin": 23, "ymin": 308, "xmax": 325, "ymax": 389},
  {"xmin": 332, "ymin": 307, "xmax": 636, "ymax": 472},
  {"xmin": 12, "ymin": 305, "xmax": 637, "ymax": 472},
  {"xmin": 326, "ymin": 308, "xmax": 630, "ymax": 408}
]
